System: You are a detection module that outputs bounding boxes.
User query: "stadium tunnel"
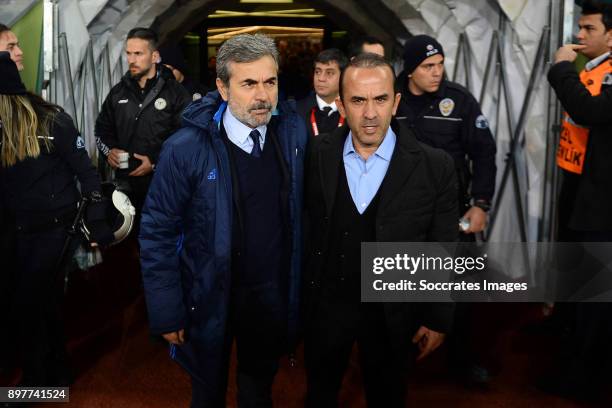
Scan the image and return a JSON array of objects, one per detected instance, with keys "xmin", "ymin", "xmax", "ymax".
[
  {"xmin": 149, "ymin": 0, "xmax": 412, "ymax": 93},
  {"xmin": 2, "ymin": 2, "xmax": 605, "ymax": 403},
  {"xmin": 1, "ymin": 0, "xmax": 577, "ymax": 248}
]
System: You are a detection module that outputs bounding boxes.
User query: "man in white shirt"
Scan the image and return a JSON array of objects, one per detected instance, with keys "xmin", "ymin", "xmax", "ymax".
[{"xmin": 297, "ymin": 48, "xmax": 348, "ymax": 138}]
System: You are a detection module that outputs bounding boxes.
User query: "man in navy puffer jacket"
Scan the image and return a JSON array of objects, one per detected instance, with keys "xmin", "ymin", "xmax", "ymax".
[{"xmin": 139, "ymin": 34, "xmax": 307, "ymax": 407}]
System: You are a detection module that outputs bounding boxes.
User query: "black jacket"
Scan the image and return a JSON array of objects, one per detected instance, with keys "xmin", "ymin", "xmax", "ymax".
[
  {"xmin": 159, "ymin": 64, "xmax": 209, "ymax": 103},
  {"xmin": 0, "ymin": 111, "xmax": 108, "ymax": 238},
  {"xmin": 296, "ymin": 93, "xmax": 343, "ymax": 139},
  {"xmin": 304, "ymin": 120, "xmax": 458, "ymax": 341},
  {"xmin": 95, "ymin": 66, "xmax": 191, "ymax": 174},
  {"xmin": 395, "ymin": 78, "xmax": 497, "ymax": 203},
  {"xmin": 548, "ymin": 59, "xmax": 612, "ymax": 231}
]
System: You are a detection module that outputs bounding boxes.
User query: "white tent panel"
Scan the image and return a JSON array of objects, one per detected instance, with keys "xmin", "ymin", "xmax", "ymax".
[
  {"xmin": 0, "ymin": 0, "xmax": 38, "ymax": 25},
  {"xmin": 78, "ymin": 0, "xmax": 110, "ymax": 25},
  {"xmin": 59, "ymin": 0, "xmax": 91, "ymax": 81}
]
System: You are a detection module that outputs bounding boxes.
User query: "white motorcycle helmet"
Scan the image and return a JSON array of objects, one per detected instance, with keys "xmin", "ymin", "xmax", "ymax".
[{"xmin": 80, "ymin": 182, "xmax": 136, "ymax": 245}]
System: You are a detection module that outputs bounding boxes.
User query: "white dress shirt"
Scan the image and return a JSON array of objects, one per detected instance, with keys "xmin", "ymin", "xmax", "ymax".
[{"xmin": 223, "ymin": 106, "xmax": 267, "ymax": 154}]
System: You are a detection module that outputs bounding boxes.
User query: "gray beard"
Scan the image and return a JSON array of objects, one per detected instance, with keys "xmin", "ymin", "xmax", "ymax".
[{"xmin": 228, "ymin": 100, "xmax": 274, "ymax": 128}]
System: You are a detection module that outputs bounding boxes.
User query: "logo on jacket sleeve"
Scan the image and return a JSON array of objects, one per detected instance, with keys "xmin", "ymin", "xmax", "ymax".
[
  {"xmin": 76, "ymin": 135, "xmax": 86, "ymax": 149},
  {"xmin": 207, "ymin": 168, "xmax": 217, "ymax": 181},
  {"xmin": 439, "ymin": 98, "xmax": 455, "ymax": 117},
  {"xmin": 603, "ymin": 73, "xmax": 612, "ymax": 86},
  {"xmin": 475, "ymin": 114, "xmax": 490, "ymax": 129},
  {"xmin": 155, "ymin": 98, "xmax": 167, "ymax": 110}
]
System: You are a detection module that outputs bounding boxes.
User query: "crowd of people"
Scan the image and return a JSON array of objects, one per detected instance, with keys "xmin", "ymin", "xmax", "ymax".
[{"xmin": 1, "ymin": 0, "xmax": 612, "ymax": 406}]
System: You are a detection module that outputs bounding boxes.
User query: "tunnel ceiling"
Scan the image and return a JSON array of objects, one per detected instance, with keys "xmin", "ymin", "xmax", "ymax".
[{"xmin": 153, "ymin": 0, "xmax": 411, "ymax": 55}]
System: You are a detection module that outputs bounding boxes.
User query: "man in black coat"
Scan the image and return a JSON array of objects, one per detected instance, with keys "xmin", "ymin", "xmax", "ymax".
[
  {"xmin": 549, "ymin": 2, "xmax": 612, "ymax": 236},
  {"xmin": 296, "ymin": 48, "xmax": 348, "ymax": 139},
  {"xmin": 304, "ymin": 53, "xmax": 458, "ymax": 407},
  {"xmin": 95, "ymin": 27, "xmax": 190, "ymax": 214},
  {"xmin": 542, "ymin": 18, "xmax": 612, "ymax": 399}
]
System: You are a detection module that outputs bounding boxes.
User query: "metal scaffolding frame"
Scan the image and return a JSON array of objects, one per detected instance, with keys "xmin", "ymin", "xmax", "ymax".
[
  {"xmin": 450, "ymin": 0, "xmax": 569, "ymax": 247},
  {"xmin": 42, "ymin": 0, "xmax": 122, "ymax": 182}
]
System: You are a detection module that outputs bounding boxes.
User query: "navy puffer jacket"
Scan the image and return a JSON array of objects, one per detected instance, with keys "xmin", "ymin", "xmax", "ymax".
[{"xmin": 139, "ymin": 91, "xmax": 307, "ymax": 387}]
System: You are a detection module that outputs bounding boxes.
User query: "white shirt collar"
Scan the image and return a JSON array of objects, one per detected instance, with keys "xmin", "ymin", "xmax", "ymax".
[
  {"xmin": 586, "ymin": 51, "xmax": 611, "ymax": 71},
  {"xmin": 223, "ymin": 105, "xmax": 267, "ymax": 147},
  {"xmin": 315, "ymin": 94, "xmax": 338, "ymax": 115}
]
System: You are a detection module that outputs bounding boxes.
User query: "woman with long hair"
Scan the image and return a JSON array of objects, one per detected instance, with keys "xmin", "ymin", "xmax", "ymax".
[{"xmin": 0, "ymin": 51, "xmax": 112, "ymax": 386}]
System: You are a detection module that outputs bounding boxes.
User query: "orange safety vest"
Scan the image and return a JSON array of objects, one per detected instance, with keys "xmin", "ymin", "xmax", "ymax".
[{"xmin": 557, "ymin": 57, "xmax": 612, "ymax": 174}]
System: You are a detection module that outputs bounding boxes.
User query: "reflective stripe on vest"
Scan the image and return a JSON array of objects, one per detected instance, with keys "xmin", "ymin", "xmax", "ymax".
[{"xmin": 557, "ymin": 58, "xmax": 612, "ymax": 174}]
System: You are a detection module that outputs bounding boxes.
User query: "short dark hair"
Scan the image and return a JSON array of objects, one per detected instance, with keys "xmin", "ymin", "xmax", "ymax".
[
  {"xmin": 0, "ymin": 24, "xmax": 10, "ymax": 36},
  {"xmin": 581, "ymin": 0, "xmax": 612, "ymax": 30},
  {"xmin": 339, "ymin": 52, "xmax": 396, "ymax": 101},
  {"xmin": 126, "ymin": 27, "xmax": 159, "ymax": 51},
  {"xmin": 348, "ymin": 36, "xmax": 384, "ymax": 58},
  {"xmin": 314, "ymin": 48, "xmax": 348, "ymax": 70}
]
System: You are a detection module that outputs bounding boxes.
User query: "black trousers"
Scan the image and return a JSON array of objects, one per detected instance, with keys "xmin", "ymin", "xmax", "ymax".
[
  {"xmin": 9, "ymin": 225, "xmax": 76, "ymax": 385},
  {"xmin": 552, "ymin": 229, "xmax": 612, "ymax": 392},
  {"xmin": 191, "ymin": 281, "xmax": 287, "ymax": 408},
  {"xmin": 305, "ymin": 298, "xmax": 410, "ymax": 408}
]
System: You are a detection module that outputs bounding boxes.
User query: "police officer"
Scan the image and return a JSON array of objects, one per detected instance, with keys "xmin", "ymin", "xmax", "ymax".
[
  {"xmin": 0, "ymin": 52, "xmax": 113, "ymax": 386},
  {"xmin": 395, "ymin": 35, "xmax": 497, "ymax": 387},
  {"xmin": 396, "ymin": 35, "xmax": 496, "ymax": 234},
  {"xmin": 95, "ymin": 27, "xmax": 190, "ymax": 216}
]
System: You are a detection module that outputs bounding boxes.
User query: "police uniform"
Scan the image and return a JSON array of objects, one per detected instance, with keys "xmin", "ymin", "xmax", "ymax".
[
  {"xmin": 396, "ymin": 80, "xmax": 500, "ymax": 384},
  {"xmin": 395, "ymin": 35, "xmax": 498, "ymax": 386},
  {"xmin": 396, "ymin": 79, "xmax": 497, "ymax": 212},
  {"xmin": 95, "ymin": 65, "xmax": 190, "ymax": 212},
  {"xmin": 1, "ymin": 108, "xmax": 111, "ymax": 385}
]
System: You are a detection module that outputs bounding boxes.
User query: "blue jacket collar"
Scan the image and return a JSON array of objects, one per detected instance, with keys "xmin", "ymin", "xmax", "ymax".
[{"xmin": 182, "ymin": 90, "xmax": 289, "ymax": 135}]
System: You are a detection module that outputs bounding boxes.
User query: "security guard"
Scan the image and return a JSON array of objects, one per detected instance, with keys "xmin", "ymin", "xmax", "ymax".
[
  {"xmin": 95, "ymin": 27, "xmax": 190, "ymax": 214},
  {"xmin": 0, "ymin": 52, "xmax": 112, "ymax": 386},
  {"xmin": 396, "ymin": 35, "xmax": 496, "ymax": 234},
  {"xmin": 553, "ymin": 0, "xmax": 612, "ymax": 235},
  {"xmin": 395, "ymin": 35, "xmax": 497, "ymax": 387},
  {"xmin": 541, "ymin": 1, "xmax": 612, "ymax": 400}
]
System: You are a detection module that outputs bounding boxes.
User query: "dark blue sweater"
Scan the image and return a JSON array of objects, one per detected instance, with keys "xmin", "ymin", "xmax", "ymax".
[{"xmin": 229, "ymin": 132, "xmax": 286, "ymax": 287}]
